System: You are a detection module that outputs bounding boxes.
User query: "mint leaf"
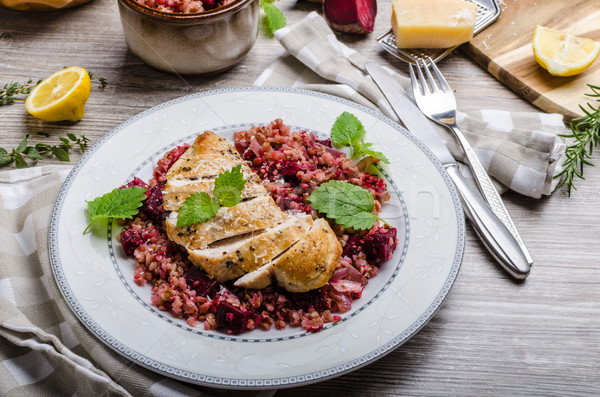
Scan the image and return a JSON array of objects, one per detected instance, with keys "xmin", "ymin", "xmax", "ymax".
[
  {"xmin": 261, "ymin": 1, "xmax": 286, "ymax": 35},
  {"xmin": 176, "ymin": 165, "xmax": 246, "ymax": 227},
  {"xmin": 213, "ymin": 164, "xmax": 246, "ymax": 207},
  {"xmin": 307, "ymin": 180, "xmax": 378, "ymax": 230},
  {"xmin": 331, "ymin": 112, "xmax": 389, "ymax": 164},
  {"xmin": 85, "ymin": 186, "xmax": 147, "ymax": 233},
  {"xmin": 176, "ymin": 192, "xmax": 220, "ymax": 227},
  {"xmin": 353, "ymin": 141, "xmax": 390, "ymax": 164},
  {"xmin": 331, "ymin": 112, "xmax": 365, "ymax": 147}
]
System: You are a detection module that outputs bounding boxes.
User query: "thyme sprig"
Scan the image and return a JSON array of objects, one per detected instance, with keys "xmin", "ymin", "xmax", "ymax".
[
  {"xmin": 0, "ymin": 133, "xmax": 91, "ymax": 168},
  {"xmin": 0, "ymin": 71, "xmax": 106, "ymax": 106},
  {"xmin": 554, "ymin": 84, "xmax": 600, "ymax": 196},
  {"xmin": 0, "ymin": 79, "xmax": 42, "ymax": 106}
]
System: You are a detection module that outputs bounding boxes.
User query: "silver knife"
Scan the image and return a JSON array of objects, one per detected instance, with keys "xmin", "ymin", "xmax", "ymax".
[{"xmin": 365, "ymin": 62, "xmax": 531, "ymax": 279}]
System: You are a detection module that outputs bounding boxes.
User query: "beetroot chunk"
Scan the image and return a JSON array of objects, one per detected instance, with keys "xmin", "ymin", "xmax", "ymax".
[
  {"xmin": 119, "ymin": 227, "xmax": 144, "ymax": 256},
  {"xmin": 292, "ymin": 288, "xmax": 332, "ymax": 312},
  {"xmin": 364, "ymin": 227, "xmax": 398, "ymax": 263},
  {"xmin": 185, "ymin": 266, "xmax": 218, "ymax": 298},
  {"xmin": 120, "ymin": 177, "xmax": 148, "ymax": 189},
  {"xmin": 143, "ymin": 182, "xmax": 165, "ymax": 222},
  {"xmin": 343, "ymin": 234, "xmax": 365, "ymax": 258},
  {"xmin": 215, "ymin": 300, "xmax": 251, "ymax": 334},
  {"xmin": 323, "ymin": 0, "xmax": 377, "ymax": 35}
]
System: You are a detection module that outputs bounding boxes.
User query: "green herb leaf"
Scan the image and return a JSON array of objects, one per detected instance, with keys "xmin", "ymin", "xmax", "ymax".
[
  {"xmin": 213, "ymin": 164, "xmax": 246, "ymax": 207},
  {"xmin": 52, "ymin": 147, "xmax": 70, "ymax": 162},
  {"xmin": 331, "ymin": 111, "xmax": 365, "ymax": 147},
  {"xmin": 84, "ymin": 187, "xmax": 147, "ymax": 233},
  {"xmin": 354, "ymin": 141, "xmax": 390, "ymax": 164},
  {"xmin": 307, "ymin": 180, "xmax": 378, "ymax": 230},
  {"xmin": 260, "ymin": 0, "xmax": 286, "ymax": 35},
  {"xmin": 176, "ymin": 166, "xmax": 247, "ymax": 227},
  {"xmin": 0, "ymin": 148, "xmax": 13, "ymax": 166},
  {"xmin": 14, "ymin": 153, "xmax": 27, "ymax": 169},
  {"xmin": 25, "ymin": 146, "xmax": 43, "ymax": 160},
  {"xmin": 15, "ymin": 135, "xmax": 28, "ymax": 154},
  {"xmin": 331, "ymin": 112, "xmax": 389, "ymax": 164},
  {"xmin": 176, "ymin": 192, "xmax": 220, "ymax": 227}
]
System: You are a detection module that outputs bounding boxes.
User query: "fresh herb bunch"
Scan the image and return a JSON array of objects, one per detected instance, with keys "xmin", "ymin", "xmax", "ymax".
[
  {"xmin": 0, "ymin": 133, "xmax": 91, "ymax": 169},
  {"xmin": 554, "ymin": 84, "xmax": 600, "ymax": 196},
  {"xmin": 260, "ymin": 0, "xmax": 286, "ymax": 35}
]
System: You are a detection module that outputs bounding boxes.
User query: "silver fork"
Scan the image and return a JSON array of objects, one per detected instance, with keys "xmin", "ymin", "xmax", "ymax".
[{"xmin": 409, "ymin": 57, "xmax": 533, "ymax": 267}]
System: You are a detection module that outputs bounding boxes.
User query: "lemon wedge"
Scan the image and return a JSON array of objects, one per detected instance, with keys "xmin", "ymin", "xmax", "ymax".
[
  {"xmin": 25, "ymin": 66, "xmax": 91, "ymax": 122},
  {"xmin": 532, "ymin": 25, "xmax": 600, "ymax": 77}
]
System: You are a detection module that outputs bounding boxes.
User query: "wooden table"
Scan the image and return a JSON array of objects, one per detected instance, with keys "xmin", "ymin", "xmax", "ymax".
[{"xmin": 1, "ymin": 1, "xmax": 599, "ymax": 395}]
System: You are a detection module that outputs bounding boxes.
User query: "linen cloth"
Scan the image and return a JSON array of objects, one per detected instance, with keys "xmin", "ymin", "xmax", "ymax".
[
  {"xmin": 254, "ymin": 11, "xmax": 569, "ymax": 199},
  {"xmin": 0, "ymin": 165, "xmax": 277, "ymax": 396}
]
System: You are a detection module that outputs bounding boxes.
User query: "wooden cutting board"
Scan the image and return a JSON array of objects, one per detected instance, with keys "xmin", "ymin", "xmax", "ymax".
[{"xmin": 462, "ymin": 0, "xmax": 600, "ymax": 120}]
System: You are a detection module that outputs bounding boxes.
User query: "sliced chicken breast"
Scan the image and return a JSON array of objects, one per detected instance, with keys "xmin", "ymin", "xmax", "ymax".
[
  {"xmin": 163, "ymin": 168, "xmax": 265, "ymax": 211},
  {"xmin": 271, "ymin": 218, "xmax": 341, "ymax": 293},
  {"xmin": 234, "ymin": 263, "xmax": 275, "ymax": 290},
  {"xmin": 165, "ymin": 195, "xmax": 287, "ymax": 250},
  {"xmin": 163, "ymin": 130, "xmax": 343, "ymax": 293},
  {"xmin": 187, "ymin": 215, "xmax": 312, "ymax": 282},
  {"xmin": 166, "ymin": 131, "xmax": 245, "ymax": 180}
]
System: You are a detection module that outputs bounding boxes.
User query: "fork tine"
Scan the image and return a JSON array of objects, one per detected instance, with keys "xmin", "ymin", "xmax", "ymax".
[
  {"xmin": 414, "ymin": 59, "xmax": 430, "ymax": 94},
  {"xmin": 421, "ymin": 58, "xmax": 441, "ymax": 93},
  {"xmin": 426, "ymin": 57, "xmax": 451, "ymax": 93},
  {"xmin": 408, "ymin": 63, "xmax": 422, "ymax": 97}
]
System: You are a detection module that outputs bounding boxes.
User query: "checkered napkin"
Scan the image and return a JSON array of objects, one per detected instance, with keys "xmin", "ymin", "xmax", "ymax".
[
  {"xmin": 0, "ymin": 165, "xmax": 278, "ymax": 396},
  {"xmin": 255, "ymin": 11, "xmax": 569, "ymax": 198}
]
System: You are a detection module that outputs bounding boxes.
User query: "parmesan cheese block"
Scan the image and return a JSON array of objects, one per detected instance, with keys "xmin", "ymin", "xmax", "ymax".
[{"xmin": 391, "ymin": 0, "xmax": 478, "ymax": 49}]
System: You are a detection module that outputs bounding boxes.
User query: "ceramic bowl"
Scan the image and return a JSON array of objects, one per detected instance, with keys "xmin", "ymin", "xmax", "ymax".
[{"xmin": 117, "ymin": 0, "xmax": 259, "ymax": 75}]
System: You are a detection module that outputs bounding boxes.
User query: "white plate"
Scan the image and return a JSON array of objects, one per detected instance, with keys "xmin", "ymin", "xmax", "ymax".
[{"xmin": 50, "ymin": 87, "xmax": 465, "ymax": 389}]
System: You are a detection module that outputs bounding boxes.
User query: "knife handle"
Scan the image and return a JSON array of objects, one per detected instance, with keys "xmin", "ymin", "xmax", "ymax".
[
  {"xmin": 450, "ymin": 124, "xmax": 533, "ymax": 266},
  {"xmin": 444, "ymin": 163, "xmax": 531, "ymax": 279}
]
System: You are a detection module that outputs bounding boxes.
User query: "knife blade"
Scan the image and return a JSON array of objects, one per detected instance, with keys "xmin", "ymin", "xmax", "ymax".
[{"xmin": 365, "ymin": 62, "xmax": 531, "ymax": 279}]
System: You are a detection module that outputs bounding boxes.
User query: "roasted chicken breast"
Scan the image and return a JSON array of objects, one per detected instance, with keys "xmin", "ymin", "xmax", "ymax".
[{"xmin": 163, "ymin": 131, "xmax": 342, "ymax": 292}]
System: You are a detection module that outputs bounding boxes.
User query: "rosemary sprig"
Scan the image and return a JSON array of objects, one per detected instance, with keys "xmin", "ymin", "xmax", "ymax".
[
  {"xmin": 0, "ymin": 133, "xmax": 91, "ymax": 168},
  {"xmin": 0, "ymin": 79, "xmax": 42, "ymax": 106},
  {"xmin": 554, "ymin": 84, "xmax": 600, "ymax": 196}
]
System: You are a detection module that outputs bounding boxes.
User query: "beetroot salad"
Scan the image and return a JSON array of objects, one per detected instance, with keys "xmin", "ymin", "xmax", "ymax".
[{"xmin": 118, "ymin": 119, "xmax": 398, "ymax": 335}]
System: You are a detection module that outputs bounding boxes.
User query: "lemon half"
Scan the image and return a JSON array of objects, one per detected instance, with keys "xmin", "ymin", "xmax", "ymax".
[
  {"xmin": 25, "ymin": 66, "xmax": 91, "ymax": 122},
  {"xmin": 532, "ymin": 25, "xmax": 600, "ymax": 77}
]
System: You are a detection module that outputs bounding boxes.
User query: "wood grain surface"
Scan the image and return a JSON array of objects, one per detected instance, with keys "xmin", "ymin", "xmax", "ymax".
[
  {"xmin": 464, "ymin": 0, "xmax": 600, "ymax": 119},
  {"xmin": 1, "ymin": 0, "xmax": 599, "ymax": 396}
]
